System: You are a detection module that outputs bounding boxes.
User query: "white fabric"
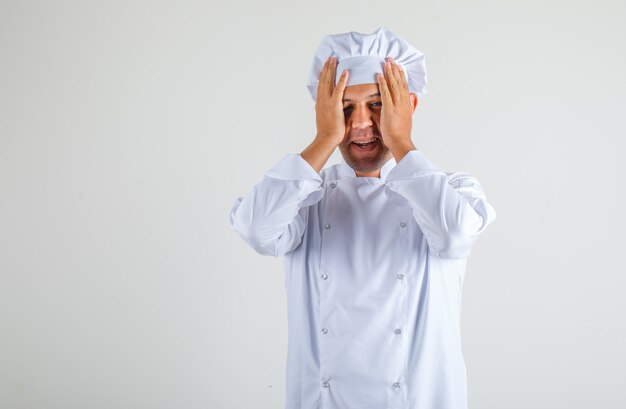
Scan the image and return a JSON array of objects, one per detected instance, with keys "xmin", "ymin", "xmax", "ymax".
[
  {"xmin": 306, "ymin": 26, "xmax": 427, "ymax": 102},
  {"xmin": 228, "ymin": 150, "xmax": 497, "ymax": 409}
]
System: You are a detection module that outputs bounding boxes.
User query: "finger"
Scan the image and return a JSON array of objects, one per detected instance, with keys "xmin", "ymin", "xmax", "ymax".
[
  {"xmin": 317, "ymin": 57, "xmax": 331, "ymax": 99},
  {"xmin": 327, "ymin": 57, "xmax": 338, "ymax": 96},
  {"xmin": 384, "ymin": 59, "xmax": 400, "ymax": 105},
  {"xmin": 397, "ymin": 63, "xmax": 409, "ymax": 93},
  {"xmin": 389, "ymin": 59, "xmax": 409, "ymax": 107},
  {"xmin": 393, "ymin": 62, "xmax": 411, "ymax": 107},
  {"xmin": 377, "ymin": 71, "xmax": 392, "ymax": 107},
  {"xmin": 332, "ymin": 68, "xmax": 349, "ymax": 100}
]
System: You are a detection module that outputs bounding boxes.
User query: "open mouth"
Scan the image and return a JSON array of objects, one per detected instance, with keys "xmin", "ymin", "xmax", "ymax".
[{"xmin": 351, "ymin": 137, "xmax": 379, "ymax": 151}]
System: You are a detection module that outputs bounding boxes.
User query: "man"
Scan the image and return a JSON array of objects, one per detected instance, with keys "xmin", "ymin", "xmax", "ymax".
[{"xmin": 228, "ymin": 27, "xmax": 497, "ymax": 409}]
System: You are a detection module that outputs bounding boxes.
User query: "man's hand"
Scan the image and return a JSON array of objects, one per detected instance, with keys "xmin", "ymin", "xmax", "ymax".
[
  {"xmin": 301, "ymin": 56, "xmax": 349, "ymax": 174},
  {"xmin": 315, "ymin": 56, "xmax": 349, "ymax": 146},
  {"xmin": 377, "ymin": 57, "xmax": 417, "ymax": 162}
]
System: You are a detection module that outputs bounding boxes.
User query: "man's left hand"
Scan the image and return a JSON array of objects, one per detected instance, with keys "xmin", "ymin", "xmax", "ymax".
[{"xmin": 377, "ymin": 57, "xmax": 417, "ymax": 161}]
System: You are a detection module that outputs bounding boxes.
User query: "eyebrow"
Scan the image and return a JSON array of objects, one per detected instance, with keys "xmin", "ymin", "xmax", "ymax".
[{"xmin": 342, "ymin": 92, "xmax": 381, "ymax": 103}]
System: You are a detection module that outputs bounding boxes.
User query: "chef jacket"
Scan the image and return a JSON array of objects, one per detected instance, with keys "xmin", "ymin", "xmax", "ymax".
[{"xmin": 228, "ymin": 149, "xmax": 497, "ymax": 409}]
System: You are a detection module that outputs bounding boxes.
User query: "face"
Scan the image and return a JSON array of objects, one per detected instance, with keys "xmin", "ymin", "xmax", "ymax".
[{"xmin": 338, "ymin": 83, "xmax": 393, "ymax": 177}]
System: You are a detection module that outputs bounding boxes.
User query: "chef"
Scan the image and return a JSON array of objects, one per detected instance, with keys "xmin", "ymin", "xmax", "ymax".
[{"xmin": 228, "ymin": 26, "xmax": 497, "ymax": 409}]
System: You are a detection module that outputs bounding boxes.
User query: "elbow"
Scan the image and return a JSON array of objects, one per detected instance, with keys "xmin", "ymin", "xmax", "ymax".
[
  {"xmin": 229, "ymin": 217, "xmax": 281, "ymax": 257},
  {"xmin": 244, "ymin": 226, "xmax": 282, "ymax": 257},
  {"xmin": 437, "ymin": 208, "xmax": 495, "ymax": 258},
  {"xmin": 436, "ymin": 235, "xmax": 474, "ymax": 259},
  {"xmin": 436, "ymin": 224, "xmax": 481, "ymax": 259},
  {"xmin": 228, "ymin": 202, "xmax": 276, "ymax": 257},
  {"xmin": 228, "ymin": 202, "xmax": 298, "ymax": 258},
  {"xmin": 250, "ymin": 240, "xmax": 282, "ymax": 257}
]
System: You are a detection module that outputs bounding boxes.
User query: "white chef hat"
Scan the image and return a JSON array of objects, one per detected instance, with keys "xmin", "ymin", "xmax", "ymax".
[{"xmin": 306, "ymin": 26, "xmax": 427, "ymax": 102}]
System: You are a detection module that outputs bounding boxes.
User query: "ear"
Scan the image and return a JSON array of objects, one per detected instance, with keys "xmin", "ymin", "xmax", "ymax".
[{"xmin": 409, "ymin": 93, "xmax": 418, "ymax": 112}]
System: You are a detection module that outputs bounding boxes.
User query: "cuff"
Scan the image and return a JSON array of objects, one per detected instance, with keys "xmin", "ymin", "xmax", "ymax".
[
  {"xmin": 264, "ymin": 154, "xmax": 324, "ymax": 208},
  {"xmin": 385, "ymin": 150, "xmax": 446, "ymax": 181},
  {"xmin": 265, "ymin": 154, "xmax": 324, "ymax": 182}
]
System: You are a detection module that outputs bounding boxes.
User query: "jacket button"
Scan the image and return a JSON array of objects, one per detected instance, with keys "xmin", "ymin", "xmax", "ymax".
[
  {"xmin": 397, "ymin": 274, "xmax": 404, "ymax": 280},
  {"xmin": 321, "ymin": 273, "xmax": 328, "ymax": 280},
  {"xmin": 400, "ymin": 222, "xmax": 406, "ymax": 228},
  {"xmin": 322, "ymin": 328, "xmax": 328, "ymax": 334},
  {"xmin": 395, "ymin": 328, "xmax": 402, "ymax": 334},
  {"xmin": 324, "ymin": 223, "xmax": 331, "ymax": 229},
  {"xmin": 393, "ymin": 382, "xmax": 401, "ymax": 389},
  {"xmin": 322, "ymin": 381, "xmax": 330, "ymax": 388},
  {"xmin": 329, "ymin": 182, "xmax": 336, "ymax": 188}
]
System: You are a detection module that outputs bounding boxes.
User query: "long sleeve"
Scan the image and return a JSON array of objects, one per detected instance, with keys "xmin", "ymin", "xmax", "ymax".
[
  {"xmin": 228, "ymin": 154, "xmax": 324, "ymax": 257},
  {"xmin": 384, "ymin": 150, "xmax": 497, "ymax": 259}
]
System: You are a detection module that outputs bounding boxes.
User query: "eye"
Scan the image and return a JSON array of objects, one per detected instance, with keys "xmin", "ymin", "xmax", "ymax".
[{"xmin": 343, "ymin": 102, "xmax": 380, "ymax": 112}]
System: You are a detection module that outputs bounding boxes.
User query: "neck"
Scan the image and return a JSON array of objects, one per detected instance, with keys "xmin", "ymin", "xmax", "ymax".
[{"xmin": 356, "ymin": 169, "xmax": 381, "ymax": 177}]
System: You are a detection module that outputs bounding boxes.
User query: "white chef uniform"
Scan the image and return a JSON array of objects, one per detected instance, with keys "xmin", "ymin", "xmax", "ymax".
[{"xmin": 228, "ymin": 149, "xmax": 497, "ymax": 409}]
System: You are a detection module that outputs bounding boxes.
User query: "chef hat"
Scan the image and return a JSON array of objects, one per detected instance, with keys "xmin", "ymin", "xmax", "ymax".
[{"xmin": 306, "ymin": 26, "xmax": 427, "ymax": 102}]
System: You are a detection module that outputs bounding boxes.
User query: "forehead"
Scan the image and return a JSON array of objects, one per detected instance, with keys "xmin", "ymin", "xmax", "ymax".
[{"xmin": 342, "ymin": 83, "xmax": 380, "ymax": 102}]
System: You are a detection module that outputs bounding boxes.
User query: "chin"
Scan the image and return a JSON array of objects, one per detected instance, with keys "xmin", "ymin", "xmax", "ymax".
[{"xmin": 340, "ymin": 146, "xmax": 391, "ymax": 174}]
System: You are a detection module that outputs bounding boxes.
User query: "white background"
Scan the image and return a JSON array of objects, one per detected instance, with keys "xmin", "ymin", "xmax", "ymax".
[{"xmin": 1, "ymin": 0, "xmax": 625, "ymax": 408}]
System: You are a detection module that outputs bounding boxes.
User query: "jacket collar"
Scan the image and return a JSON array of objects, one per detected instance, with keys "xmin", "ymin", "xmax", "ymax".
[{"xmin": 338, "ymin": 154, "xmax": 397, "ymax": 182}]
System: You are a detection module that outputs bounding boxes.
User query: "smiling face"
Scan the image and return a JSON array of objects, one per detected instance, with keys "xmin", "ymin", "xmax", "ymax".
[{"xmin": 337, "ymin": 83, "xmax": 392, "ymax": 177}]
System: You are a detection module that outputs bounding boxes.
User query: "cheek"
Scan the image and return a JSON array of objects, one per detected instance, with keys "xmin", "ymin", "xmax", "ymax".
[{"xmin": 373, "ymin": 117, "xmax": 381, "ymax": 130}]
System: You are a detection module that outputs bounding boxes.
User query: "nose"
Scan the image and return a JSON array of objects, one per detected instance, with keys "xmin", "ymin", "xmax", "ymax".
[{"xmin": 351, "ymin": 105, "xmax": 373, "ymax": 129}]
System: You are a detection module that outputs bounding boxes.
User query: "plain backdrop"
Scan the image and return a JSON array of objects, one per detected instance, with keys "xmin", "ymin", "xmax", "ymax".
[{"xmin": 1, "ymin": 0, "xmax": 625, "ymax": 408}]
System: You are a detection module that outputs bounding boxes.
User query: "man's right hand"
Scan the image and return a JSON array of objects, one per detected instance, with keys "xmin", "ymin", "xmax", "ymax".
[
  {"xmin": 300, "ymin": 56, "xmax": 349, "ymax": 174},
  {"xmin": 315, "ymin": 56, "xmax": 349, "ymax": 146}
]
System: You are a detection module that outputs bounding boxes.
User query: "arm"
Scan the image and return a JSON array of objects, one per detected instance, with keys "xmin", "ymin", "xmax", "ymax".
[
  {"xmin": 377, "ymin": 58, "xmax": 496, "ymax": 258},
  {"xmin": 229, "ymin": 56, "xmax": 350, "ymax": 256},
  {"xmin": 385, "ymin": 149, "xmax": 497, "ymax": 258},
  {"xmin": 228, "ymin": 153, "xmax": 324, "ymax": 257}
]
